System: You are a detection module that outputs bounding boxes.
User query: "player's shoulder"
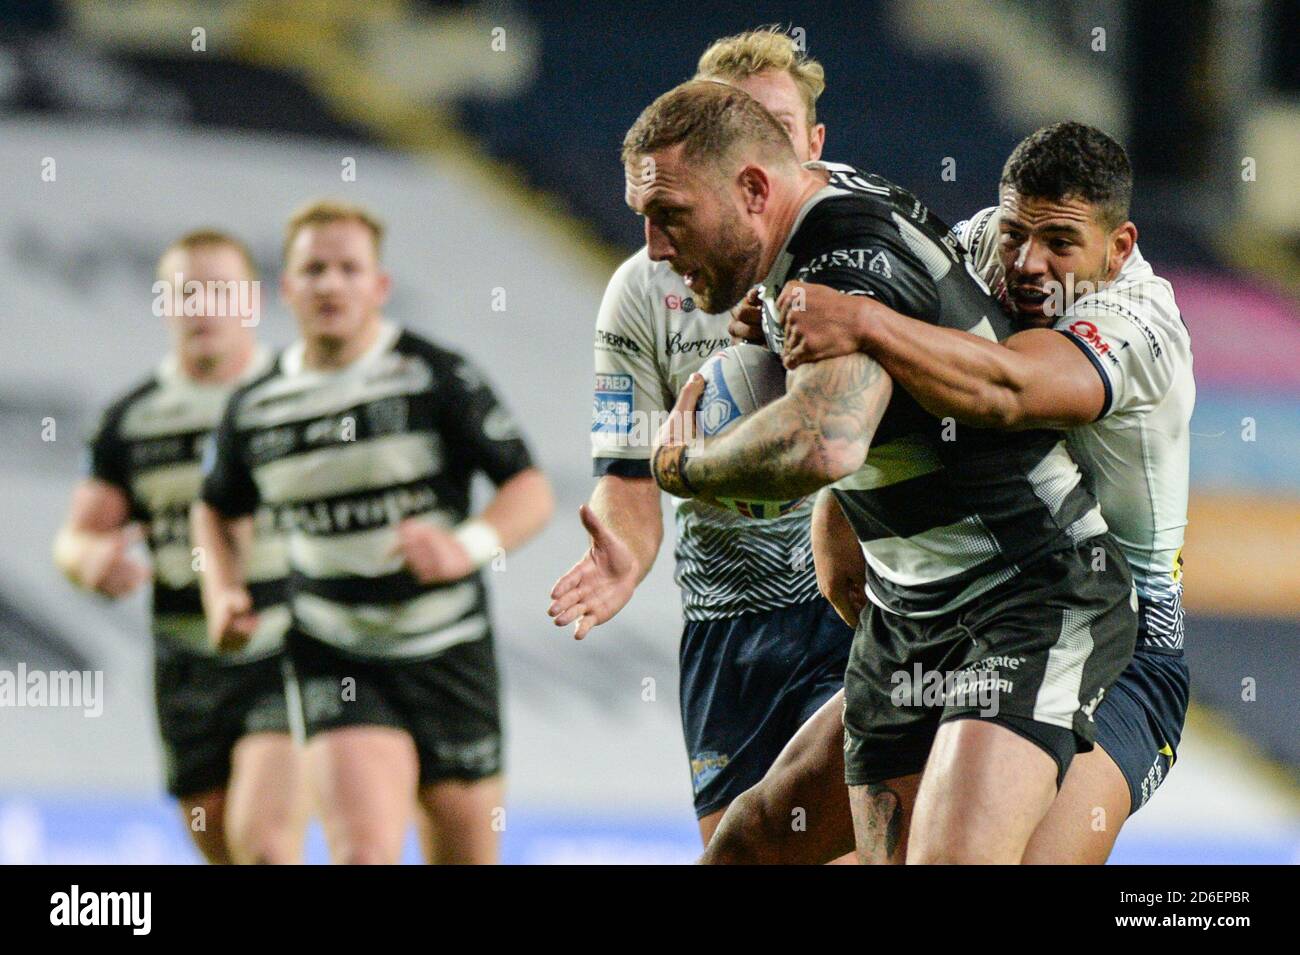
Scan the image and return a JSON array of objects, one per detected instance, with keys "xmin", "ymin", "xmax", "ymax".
[
  {"xmin": 222, "ymin": 347, "xmax": 289, "ymax": 421},
  {"xmin": 951, "ymin": 206, "xmax": 1001, "ymax": 256},
  {"xmin": 614, "ymin": 246, "xmax": 690, "ymax": 299},
  {"xmin": 394, "ymin": 324, "xmax": 454, "ymax": 364},
  {"xmin": 1063, "ymin": 248, "xmax": 1190, "ymax": 348},
  {"xmin": 600, "ymin": 246, "xmax": 696, "ymax": 330},
  {"xmin": 609, "ymin": 246, "xmax": 654, "ymax": 292},
  {"xmin": 793, "ymin": 162, "xmax": 953, "ymax": 261},
  {"xmin": 391, "ymin": 326, "xmax": 496, "ymax": 395},
  {"xmin": 800, "ymin": 163, "xmax": 899, "ymax": 228},
  {"xmin": 98, "ymin": 369, "xmax": 163, "ymax": 426},
  {"xmin": 93, "ymin": 371, "xmax": 163, "ymax": 440},
  {"xmin": 599, "ymin": 248, "xmax": 651, "ymax": 315}
]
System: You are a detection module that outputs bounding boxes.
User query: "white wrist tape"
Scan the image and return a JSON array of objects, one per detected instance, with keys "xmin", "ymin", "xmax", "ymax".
[{"xmin": 454, "ymin": 518, "xmax": 502, "ymax": 569}]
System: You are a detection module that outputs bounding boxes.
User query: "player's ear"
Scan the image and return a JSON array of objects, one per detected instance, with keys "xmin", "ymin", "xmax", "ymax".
[
  {"xmin": 808, "ymin": 124, "xmax": 826, "ymax": 162},
  {"xmin": 1107, "ymin": 221, "xmax": 1137, "ymax": 280},
  {"xmin": 737, "ymin": 164, "xmax": 771, "ymax": 214}
]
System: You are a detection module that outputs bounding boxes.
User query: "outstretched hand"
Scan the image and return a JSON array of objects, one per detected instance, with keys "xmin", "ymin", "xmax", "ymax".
[{"xmin": 547, "ymin": 504, "xmax": 640, "ymax": 639}]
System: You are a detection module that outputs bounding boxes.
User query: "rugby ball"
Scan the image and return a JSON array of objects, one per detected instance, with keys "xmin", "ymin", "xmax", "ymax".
[{"xmin": 695, "ymin": 344, "xmax": 806, "ymax": 519}]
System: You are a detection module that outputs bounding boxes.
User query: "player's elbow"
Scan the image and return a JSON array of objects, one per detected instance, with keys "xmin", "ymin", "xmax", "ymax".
[
  {"xmin": 802, "ymin": 437, "xmax": 867, "ymax": 486},
  {"xmin": 776, "ymin": 448, "xmax": 860, "ymax": 496},
  {"xmin": 963, "ymin": 384, "xmax": 1028, "ymax": 431}
]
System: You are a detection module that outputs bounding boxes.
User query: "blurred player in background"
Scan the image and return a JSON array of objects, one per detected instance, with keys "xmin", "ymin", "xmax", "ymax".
[
  {"xmin": 54, "ymin": 230, "xmax": 303, "ymax": 864},
  {"xmin": 707, "ymin": 122, "xmax": 1191, "ymax": 864},
  {"xmin": 547, "ymin": 28, "xmax": 854, "ymax": 847},
  {"xmin": 194, "ymin": 200, "xmax": 553, "ymax": 864}
]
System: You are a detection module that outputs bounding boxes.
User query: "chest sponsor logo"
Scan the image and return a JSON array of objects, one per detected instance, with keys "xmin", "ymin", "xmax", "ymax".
[
  {"xmin": 798, "ymin": 248, "xmax": 882, "ymax": 279},
  {"xmin": 247, "ymin": 425, "xmax": 297, "ymax": 464},
  {"xmin": 592, "ymin": 373, "xmax": 634, "ymax": 435},
  {"xmin": 664, "ymin": 331, "xmax": 729, "ymax": 358},
  {"xmin": 663, "ymin": 293, "xmax": 697, "ymax": 312},
  {"xmin": 363, "ymin": 395, "xmax": 408, "ymax": 436},
  {"xmin": 304, "ymin": 412, "xmax": 358, "ymax": 446},
  {"xmin": 271, "ymin": 484, "xmax": 437, "ymax": 535},
  {"xmin": 128, "ymin": 434, "xmax": 203, "ymax": 469}
]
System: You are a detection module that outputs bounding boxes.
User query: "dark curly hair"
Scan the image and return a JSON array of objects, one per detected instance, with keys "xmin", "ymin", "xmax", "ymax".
[{"xmin": 1000, "ymin": 122, "xmax": 1133, "ymax": 228}]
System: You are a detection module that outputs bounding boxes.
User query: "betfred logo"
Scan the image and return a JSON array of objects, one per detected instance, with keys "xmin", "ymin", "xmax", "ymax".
[
  {"xmin": 1068, "ymin": 319, "xmax": 1115, "ymax": 361},
  {"xmin": 664, "ymin": 293, "xmax": 696, "ymax": 312}
]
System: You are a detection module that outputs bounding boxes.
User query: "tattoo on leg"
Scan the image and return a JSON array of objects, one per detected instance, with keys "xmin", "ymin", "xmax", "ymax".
[{"xmin": 864, "ymin": 783, "xmax": 902, "ymax": 861}]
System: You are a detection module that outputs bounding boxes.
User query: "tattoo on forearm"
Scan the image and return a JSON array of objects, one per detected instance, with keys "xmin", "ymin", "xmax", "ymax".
[{"xmin": 688, "ymin": 354, "xmax": 889, "ymax": 499}]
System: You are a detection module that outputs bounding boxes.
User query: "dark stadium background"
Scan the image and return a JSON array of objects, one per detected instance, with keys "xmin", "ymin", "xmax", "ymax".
[{"xmin": 0, "ymin": 0, "xmax": 1296, "ymax": 863}]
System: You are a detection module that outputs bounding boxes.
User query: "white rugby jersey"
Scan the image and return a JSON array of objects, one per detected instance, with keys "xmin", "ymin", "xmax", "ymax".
[
  {"xmin": 957, "ymin": 208, "xmax": 1194, "ymax": 648},
  {"xmin": 591, "ymin": 247, "xmax": 821, "ymax": 621},
  {"xmin": 88, "ymin": 347, "xmax": 289, "ymax": 662},
  {"xmin": 201, "ymin": 321, "xmax": 534, "ymax": 661}
]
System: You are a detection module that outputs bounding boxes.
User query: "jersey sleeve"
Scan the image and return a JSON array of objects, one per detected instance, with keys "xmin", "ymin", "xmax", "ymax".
[
  {"xmin": 85, "ymin": 407, "xmax": 131, "ymax": 492},
  {"xmin": 199, "ymin": 393, "xmax": 261, "ymax": 517},
  {"xmin": 591, "ymin": 254, "xmax": 663, "ymax": 478},
  {"xmin": 1054, "ymin": 283, "xmax": 1186, "ymax": 419},
  {"xmin": 442, "ymin": 354, "xmax": 536, "ymax": 486}
]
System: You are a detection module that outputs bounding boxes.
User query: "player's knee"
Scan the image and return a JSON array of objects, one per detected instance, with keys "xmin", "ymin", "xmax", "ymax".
[
  {"xmin": 701, "ymin": 787, "xmax": 784, "ymax": 864},
  {"xmin": 906, "ymin": 827, "xmax": 1007, "ymax": 865},
  {"xmin": 228, "ymin": 820, "xmax": 300, "ymax": 865},
  {"xmin": 332, "ymin": 838, "xmax": 401, "ymax": 865}
]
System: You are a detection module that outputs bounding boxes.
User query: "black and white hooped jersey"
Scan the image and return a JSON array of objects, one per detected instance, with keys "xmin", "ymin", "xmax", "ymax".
[
  {"xmin": 760, "ymin": 163, "xmax": 1110, "ymax": 619},
  {"xmin": 87, "ymin": 348, "xmax": 289, "ymax": 662},
  {"xmin": 200, "ymin": 321, "xmax": 534, "ymax": 661},
  {"xmin": 956, "ymin": 207, "xmax": 1193, "ymax": 649},
  {"xmin": 591, "ymin": 248, "xmax": 820, "ymax": 621}
]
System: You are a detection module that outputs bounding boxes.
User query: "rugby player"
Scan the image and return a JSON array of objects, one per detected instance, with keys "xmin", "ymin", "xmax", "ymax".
[
  {"xmin": 193, "ymin": 201, "xmax": 554, "ymax": 864},
  {"xmin": 54, "ymin": 230, "xmax": 303, "ymax": 865},
  {"xmin": 634, "ymin": 82, "xmax": 1138, "ymax": 863},
  {"xmin": 546, "ymin": 28, "xmax": 854, "ymax": 846},
  {"xmin": 707, "ymin": 122, "xmax": 1191, "ymax": 864}
]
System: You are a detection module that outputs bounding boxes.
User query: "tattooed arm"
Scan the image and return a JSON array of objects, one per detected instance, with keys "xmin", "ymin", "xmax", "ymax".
[{"xmin": 656, "ymin": 353, "xmax": 892, "ymax": 501}]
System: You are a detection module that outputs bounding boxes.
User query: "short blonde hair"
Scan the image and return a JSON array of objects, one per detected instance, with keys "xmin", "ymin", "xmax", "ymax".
[
  {"xmin": 283, "ymin": 199, "xmax": 385, "ymax": 263},
  {"xmin": 157, "ymin": 229, "xmax": 257, "ymax": 280},
  {"xmin": 695, "ymin": 26, "xmax": 826, "ymax": 126}
]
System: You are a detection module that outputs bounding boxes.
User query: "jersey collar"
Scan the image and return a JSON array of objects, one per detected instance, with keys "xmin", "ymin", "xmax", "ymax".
[{"xmin": 280, "ymin": 319, "xmax": 399, "ymax": 378}]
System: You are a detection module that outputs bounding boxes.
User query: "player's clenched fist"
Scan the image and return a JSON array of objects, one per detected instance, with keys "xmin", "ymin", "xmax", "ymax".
[
  {"xmin": 548, "ymin": 504, "xmax": 639, "ymax": 640},
  {"xmin": 206, "ymin": 585, "xmax": 259, "ymax": 653},
  {"xmin": 651, "ymin": 373, "xmax": 708, "ymax": 500},
  {"xmin": 778, "ymin": 281, "xmax": 871, "ymax": 369},
  {"xmin": 393, "ymin": 519, "xmax": 475, "ymax": 584}
]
